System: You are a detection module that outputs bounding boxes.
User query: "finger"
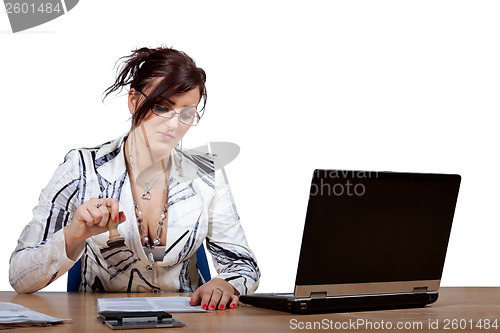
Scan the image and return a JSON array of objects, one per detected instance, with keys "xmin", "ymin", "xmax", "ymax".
[
  {"xmin": 88, "ymin": 198, "xmax": 106, "ymax": 224},
  {"xmin": 190, "ymin": 288, "xmax": 202, "ymax": 306},
  {"xmin": 208, "ymin": 288, "xmax": 223, "ymax": 311},
  {"xmin": 78, "ymin": 208, "xmax": 95, "ymax": 227},
  {"xmin": 218, "ymin": 291, "xmax": 231, "ymax": 310},
  {"xmin": 90, "ymin": 198, "xmax": 105, "ymax": 208},
  {"xmin": 106, "ymin": 198, "xmax": 120, "ymax": 223},
  {"xmin": 97, "ymin": 205, "xmax": 110, "ymax": 227},
  {"xmin": 118, "ymin": 211, "xmax": 126, "ymax": 224},
  {"xmin": 89, "ymin": 204, "xmax": 105, "ymax": 227},
  {"xmin": 94, "ymin": 201, "xmax": 110, "ymax": 227},
  {"xmin": 229, "ymin": 295, "xmax": 239, "ymax": 309},
  {"xmin": 200, "ymin": 290, "xmax": 212, "ymax": 311}
]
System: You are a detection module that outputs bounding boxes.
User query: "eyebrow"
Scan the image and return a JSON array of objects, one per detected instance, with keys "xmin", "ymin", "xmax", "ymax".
[
  {"xmin": 166, "ymin": 98, "xmax": 175, "ymax": 105},
  {"xmin": 157, "ymin": 96, "xmax": 175, "ymax": 106}
]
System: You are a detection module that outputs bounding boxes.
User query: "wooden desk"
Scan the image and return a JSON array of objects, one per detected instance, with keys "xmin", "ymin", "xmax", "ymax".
[{"xmin": 1, "ymin": 288, "xmax": 499, "ymax": 332}]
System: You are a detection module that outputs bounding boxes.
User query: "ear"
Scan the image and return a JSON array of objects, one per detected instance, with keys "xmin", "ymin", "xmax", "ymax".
[{"xmin": 128, "ymin": 88, "xmax": 138, "ymax": 116}]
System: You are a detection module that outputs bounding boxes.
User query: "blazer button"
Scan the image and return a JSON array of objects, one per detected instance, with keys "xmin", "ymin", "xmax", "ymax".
[
  {"xmin": 146, "ymin": 265, "xmax": 154, "ymax": 271},
  {"xmin": 151, "ymin": 288, "xmax": 160, "ymax": 293}
]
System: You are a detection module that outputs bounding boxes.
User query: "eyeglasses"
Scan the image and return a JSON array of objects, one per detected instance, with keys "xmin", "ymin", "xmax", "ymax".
[
  {"xmin": 137, "ymin": 91, "xmax": 201, "ymax": 126},
  {"xmin": 152, "ymin": 104, "xmax": 200, "ymax": 126}
]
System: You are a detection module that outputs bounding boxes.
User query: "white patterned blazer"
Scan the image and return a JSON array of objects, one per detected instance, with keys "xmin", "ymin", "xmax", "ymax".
[{"xmin": 9, "ymin": 133, "xmax": 260, "ymax": 294}]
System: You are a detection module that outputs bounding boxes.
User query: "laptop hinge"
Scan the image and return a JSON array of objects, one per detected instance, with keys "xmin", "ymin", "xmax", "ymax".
[
  {"xmin": 413, "ymin": 287, "xmax": 428, "ymax": 294},
  {"xmin": 310, "ymin": 292, "xmax": 327, "ymax": 299}
]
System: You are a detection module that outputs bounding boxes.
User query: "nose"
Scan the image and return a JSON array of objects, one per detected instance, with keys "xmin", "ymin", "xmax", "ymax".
[{"xmin": 164, "ymin": 112, "xmax": 180, "ymax": 129}]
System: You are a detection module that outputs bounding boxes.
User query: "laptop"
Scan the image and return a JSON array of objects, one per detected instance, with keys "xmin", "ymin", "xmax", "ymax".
[{"xmin": 240, "ymin": 169, "xmax": 461, "ymax": 314}]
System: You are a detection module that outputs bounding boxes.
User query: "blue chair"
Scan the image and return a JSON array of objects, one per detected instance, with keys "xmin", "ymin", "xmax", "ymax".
[
  {"xmin": 67, "ymin": 258, "xmax": 82, "ymax": 292},
  {"xmin": 67, "ymin": 246, "xmax": 212, "ymax": 291},
  {"xmin": 196, "ymin": 244, "xmax": 211, "ymax": 283}
]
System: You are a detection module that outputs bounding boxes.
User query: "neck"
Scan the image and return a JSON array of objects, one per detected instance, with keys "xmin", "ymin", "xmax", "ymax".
[{"xmin": 124, "ymin": 131, "xmax": 172, "ymax": 189}]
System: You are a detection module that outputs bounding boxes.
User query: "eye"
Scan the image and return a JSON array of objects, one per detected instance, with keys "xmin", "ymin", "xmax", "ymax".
[
  {"xmin": 180, "ymin": 107, "xmax": 197, "ymax": 120},
  {"xmin": 154, "ymin": 104, "xmax": 172, "ymax": 113},
  {"xmin": 180, "ymin": 112, "xmax": 194, "ymax": 120}
]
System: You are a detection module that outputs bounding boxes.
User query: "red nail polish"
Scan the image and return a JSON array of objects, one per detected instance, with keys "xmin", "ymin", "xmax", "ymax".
[
  {"xmin": 114, "ymin": 216, "xmax": 118, "ymax": 222},
  {"xmin": 210, "ymin": 305, "xmax": 215, "ymax": 310},
  {"xmin": 219, "ymin": 304, "xmax": 224, "ymax": 310},
  {"xmin": 202, "ymin": 304, "xmax": 207, "ymax": 310},
  {"xmin": 230, "ymin": 304, "xmax": 235, "ymax": 309}
]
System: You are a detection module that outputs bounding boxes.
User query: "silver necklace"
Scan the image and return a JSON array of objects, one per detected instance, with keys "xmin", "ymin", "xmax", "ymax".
[
  {"xmin": 139, "ymin": 165, "xmax": 168, "ymax": 200},
  {"xmin": 131, "ymin": 178, "xmax": 169, "ymax": 261},
  {"xmin": 126, "ymin": 131, "xmax": 170, "ymax": 261},
  {"xmin": 129, "ymin": 131, "xmax": 169, "ymax": 200}
]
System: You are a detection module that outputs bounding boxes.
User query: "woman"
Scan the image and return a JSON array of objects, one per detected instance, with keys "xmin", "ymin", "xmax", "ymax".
[{"xmin": 9, "ymin": 46, "xmax": 260, "ymax": 311}]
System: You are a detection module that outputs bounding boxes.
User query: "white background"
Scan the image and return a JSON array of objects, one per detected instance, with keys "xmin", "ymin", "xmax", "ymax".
[{"xmin": 0, "ymin": 1, "xmax": 498, "ymax": 292}]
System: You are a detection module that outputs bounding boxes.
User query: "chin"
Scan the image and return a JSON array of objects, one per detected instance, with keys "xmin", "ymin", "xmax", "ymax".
[{"xmin": 151, "ymin": 142, "xmax": 175, "ymax": 160}]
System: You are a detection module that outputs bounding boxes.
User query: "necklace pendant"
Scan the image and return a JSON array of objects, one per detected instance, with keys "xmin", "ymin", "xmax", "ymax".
[{"xmin": 141, "ymin": 186, "xmax": 151, "ymax": 200}]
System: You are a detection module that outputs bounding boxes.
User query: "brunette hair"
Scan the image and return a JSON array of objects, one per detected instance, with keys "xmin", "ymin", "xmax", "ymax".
[{"xmin": 103, "ymin": 46, "xmax": 207, "ymax": 127}]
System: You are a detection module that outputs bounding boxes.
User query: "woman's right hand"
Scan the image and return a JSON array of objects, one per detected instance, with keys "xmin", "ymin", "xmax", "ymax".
[{"xmin": 63, "ymin": 198, "xmax": 126, "ymax": 260}]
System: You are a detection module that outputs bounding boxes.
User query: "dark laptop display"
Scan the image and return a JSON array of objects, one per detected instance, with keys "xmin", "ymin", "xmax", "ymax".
[{"xmin": 240, "ymin": 170, "xmax": 461, "ymax": 314}]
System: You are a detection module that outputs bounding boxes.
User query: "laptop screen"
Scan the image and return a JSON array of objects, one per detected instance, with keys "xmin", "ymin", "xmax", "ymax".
[{"xmin": 295, "ymin": 170, "xmax": 461, "ymax": 287}]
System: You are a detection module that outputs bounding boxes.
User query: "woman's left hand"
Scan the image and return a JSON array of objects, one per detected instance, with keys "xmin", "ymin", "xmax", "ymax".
[{"xmin": 189, "ymin": 278, "xmax": 239, "ymax": 311}]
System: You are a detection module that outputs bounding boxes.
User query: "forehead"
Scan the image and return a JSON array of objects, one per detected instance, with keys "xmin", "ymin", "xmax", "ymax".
[
  {"xmin": 167, "ymin": 88, "xmax": 201, "ymax": 106},
  {"xmin": 146, "ymin": 77, "xmax": 200, "ymax": 104}
]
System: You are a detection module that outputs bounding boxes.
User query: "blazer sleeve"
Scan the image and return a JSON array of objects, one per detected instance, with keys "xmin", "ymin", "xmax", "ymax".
[
  {"xmin": 9, "ymin": 149, "xmax": 83, "ymax": 293},
  {"xmin": 205, "ymin": 162, "xmax": 260, "ymax": 295}
]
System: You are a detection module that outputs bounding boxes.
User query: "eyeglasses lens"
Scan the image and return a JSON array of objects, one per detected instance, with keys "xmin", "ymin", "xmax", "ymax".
[{"xmin": 153, "ymin": 105, "xmax": 199, "ymax": 126}]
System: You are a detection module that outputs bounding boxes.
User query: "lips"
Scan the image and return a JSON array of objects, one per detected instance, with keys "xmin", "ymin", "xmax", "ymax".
[{"xmin": 158, "ymin": 132, "xmax": 175, "ymax": 141}]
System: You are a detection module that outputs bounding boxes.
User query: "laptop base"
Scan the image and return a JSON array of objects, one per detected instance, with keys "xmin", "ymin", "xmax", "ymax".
[{"xmin": 240, "ymin": 291, "xmax": 438, "ymax": 314}]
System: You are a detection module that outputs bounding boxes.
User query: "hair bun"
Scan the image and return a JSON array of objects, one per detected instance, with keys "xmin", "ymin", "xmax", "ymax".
[{"xmin": 133, "ymin": 47, "xmax": 154, "ymax": 59}]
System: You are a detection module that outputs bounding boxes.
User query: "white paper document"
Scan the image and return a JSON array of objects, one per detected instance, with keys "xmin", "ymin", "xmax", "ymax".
[
  {"xmin": 0, "ymin": 302, "xmax": 69, "ymax": 329},
  {"xmin": 97, "ymin": 296, "xmax": 206, "ymax": 313}
]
